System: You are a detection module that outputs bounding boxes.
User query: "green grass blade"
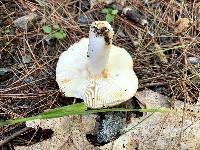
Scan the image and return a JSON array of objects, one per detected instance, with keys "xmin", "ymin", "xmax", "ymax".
[
  {"xmin": 85, "ymin": 107, "xmax": 172, "ymax": 114},
  {"xmin": 0, "ymin": 103, "xmax": 86, "ymax": 126},
  {"xmin": 0, "ymin": 116, "xmax": 41, "ymax": 126},
  {"xmin": 0, "ymin": 103, "xmax": 173, "ymax": 127},
  {"xmin": 40, "ymin": 102, "xmax": 86, "ymax": 116}
]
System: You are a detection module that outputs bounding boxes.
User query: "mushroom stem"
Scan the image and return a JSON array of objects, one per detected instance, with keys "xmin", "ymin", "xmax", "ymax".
[{"xmin": 87, "ymin": 22, "xmax": 114, "ymax": 75}]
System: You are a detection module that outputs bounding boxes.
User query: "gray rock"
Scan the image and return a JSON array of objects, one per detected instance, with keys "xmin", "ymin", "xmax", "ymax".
[
  {"xmin": 144, "ymin": 0, "xmax": 149, "ymax": 6},
  {"xmin": 14, "ymin": 13, "xmax": 37, "ymax": 30},
  {"xmin": 0, "ymin": 68, "xmax": 10, "ymax": 76},
  {"xmin": 23, "ymin": 76, "xmax": 33, "ymax": 84},
  {"xmin": 117, "ymin": 29, "xmax": 126, "ymax": 38},
  {"xmin": 77, "ymin": 15, "xmax": 92, "ymax": 25},
  {"xmin": 78, "ymin": 0, "xmax": 90, "ymax": 12},
  {"xmin": 97, "ymin": 112, "xmax": 126, "ymax": 143},
  {"xmin": 188, "ymin": 56, "xmax": 200, "ymax": 65},
  {"xmin": 44, "ymin": 35, "xmax": 54, "ymax": 45},
  {"xmin": 22, "ymin": 54, "xmax": 31, "ymax": 64}
]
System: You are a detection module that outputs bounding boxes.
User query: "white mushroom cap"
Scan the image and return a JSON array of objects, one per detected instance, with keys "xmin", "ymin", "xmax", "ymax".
[{"xmin": 56, "ymin": 21, "xmax": 138, "ymax": 108}]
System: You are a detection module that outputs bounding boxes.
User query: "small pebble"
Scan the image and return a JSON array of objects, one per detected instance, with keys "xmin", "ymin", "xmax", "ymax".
[
  {"xmin": 144, "ymin": 0, "xmax": 149, "ymax": 6},
  {"xmin": 22, "ymin": 54, "xmax": 31, "ymax": 64},
  {"xmin": 0, "ymin": 68, "xmax": 10, "ymax": 76},
  {"xmin": 117, "ymin": 29, "xmax": 126, "ymax": 38},
  {"xmin": 188, "ymin": 57, "xmax": 200, "ymax": 65},
  {"xmin": 14, "ymin": 13, "xmax": 37, "ymax": 30},
  {"xmin": 44, "ymin": 35, "xmax": 54, "ymax": 45},
  {"xmin": 147, "ymin": 30, "xmax": 154, "ymax": 37},
  {"xmin": 77, "ymin": 15, "xmax": 92, "ymax": 26},
  {"xmin": 76, "ymin": 0, "xmax": 90, "ymax": 12},
  {"xmin": 23, "ymin": 76, "xmax": 33, "ymax": 83}
]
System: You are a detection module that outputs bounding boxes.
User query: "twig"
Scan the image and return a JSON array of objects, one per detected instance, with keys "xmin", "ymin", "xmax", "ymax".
[
  {"xmin": 0, "ymin": 90, "xmax": 57, "ymax": 99},
  {"xmin": 178, "ymin": 38, "xmax": 190, "ymax": 144},
  {"xmin": 109, "ymin": 3, "xmax": 147, "ymax": 26},
  {"xmin": 139, "ymin": 82, "xmax": 168, "ymax": 89},
  {"xmin": 0, "ymin": 127, "xmax": 30, "ymax": 146}
]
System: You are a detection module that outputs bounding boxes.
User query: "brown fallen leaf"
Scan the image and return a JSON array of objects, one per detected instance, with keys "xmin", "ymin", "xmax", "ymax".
[
  {"xmin": 154, "ymin": 43, "xmax": 168, "ymax": 64},
  {"xmin": 175, "ymin": 18, "xmax": 191, "ymax": 34},
  {"xmin": 15, "ymin": 115, "xmax": 98, "ymax": 150}
]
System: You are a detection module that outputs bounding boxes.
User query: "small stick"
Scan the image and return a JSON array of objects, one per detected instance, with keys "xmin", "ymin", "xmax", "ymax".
[
  {"xmin": 110, "ymin": 3, "xmax": 148, "ymax": 26},
  {"xmin": 178, "ymin": 38, "xmax": 190, "ymax": 144},
  {"xmin": 138, "ymin": 81, "xmax": 168, "ymax": 89},
  {"xmin": 0, "ymin": 127, "xmax": 30, "ymax": 146}
]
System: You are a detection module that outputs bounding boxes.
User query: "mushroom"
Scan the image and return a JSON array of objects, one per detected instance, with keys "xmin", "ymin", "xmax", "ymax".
[{"xmin": 56, "ymin": 21, "xmax": 138, "ymax": 108}]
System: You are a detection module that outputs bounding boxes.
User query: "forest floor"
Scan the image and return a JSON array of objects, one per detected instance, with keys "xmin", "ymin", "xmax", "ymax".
[{"xmin": 0, "ymin": 0, "xmax": 200, "ymax": 149}]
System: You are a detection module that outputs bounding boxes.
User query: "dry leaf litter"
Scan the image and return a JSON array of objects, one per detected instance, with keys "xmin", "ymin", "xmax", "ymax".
[{"xmin": 15, "ymin": 90, "xmax": 200, "ymax": 150}]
